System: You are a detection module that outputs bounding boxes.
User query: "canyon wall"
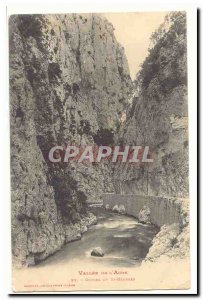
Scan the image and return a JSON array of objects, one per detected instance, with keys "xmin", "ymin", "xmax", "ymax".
[
  {"xmin": 114, "ymin": 12, "xmax": 188, "ymax": 199},
  {"xmin": 10, "ymin": 14, "xmax": 133, "ymax": 266}
]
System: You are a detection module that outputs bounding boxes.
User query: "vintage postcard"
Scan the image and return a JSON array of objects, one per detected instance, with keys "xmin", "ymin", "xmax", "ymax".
[{"xmin": 9, "ymin": 9, "xmax": 194, "ymax": 293}]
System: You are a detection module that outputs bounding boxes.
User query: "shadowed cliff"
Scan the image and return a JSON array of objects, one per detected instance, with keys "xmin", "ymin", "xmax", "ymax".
[{"xmin": 10, "ymin": 13, "xmax": 133, "ymax": 266}]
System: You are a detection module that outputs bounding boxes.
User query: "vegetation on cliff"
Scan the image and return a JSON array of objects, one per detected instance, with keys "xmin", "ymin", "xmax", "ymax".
[{"xmin": 115, "ymin": 12, "xmax": 188, "ymax": 198}]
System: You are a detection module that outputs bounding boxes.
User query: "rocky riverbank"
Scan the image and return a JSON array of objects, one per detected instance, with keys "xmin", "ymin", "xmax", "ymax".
[{"xmin": 103, "ymin": 193, "xmax": 189, "ymax": 262}]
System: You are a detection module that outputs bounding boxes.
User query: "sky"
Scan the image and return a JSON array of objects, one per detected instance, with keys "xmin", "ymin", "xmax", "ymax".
[{"xmin": 105, "ymin": 12, "xmax": 168, "ymax": 79}]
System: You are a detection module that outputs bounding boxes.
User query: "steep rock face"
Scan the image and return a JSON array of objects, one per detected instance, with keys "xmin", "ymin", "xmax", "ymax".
[
  {"xmin": 114, "ymin": 12, "xmax": 188, "ymax": 198},
  {"xmin": 10, "ymin": 14, "xmax": 133, "ymax": 266}
]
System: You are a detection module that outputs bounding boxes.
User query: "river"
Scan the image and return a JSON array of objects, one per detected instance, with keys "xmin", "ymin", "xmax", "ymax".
[
  {"xmin": 37, "ymin": 207, "xmax": 159, "ymax": 269},
  {"xmin": 13, "ymin": 207, "xmax": 189, "ymax": 292}
]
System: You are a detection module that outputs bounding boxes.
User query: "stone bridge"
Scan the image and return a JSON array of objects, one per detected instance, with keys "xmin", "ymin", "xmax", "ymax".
[{"xmin": 102, "ymin": 193, "xmax": 188, "ymax": 227}]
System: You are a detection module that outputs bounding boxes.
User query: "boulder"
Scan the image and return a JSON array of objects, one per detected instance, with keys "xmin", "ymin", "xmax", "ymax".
[
  {"xmin": 112, "ymin": 204, "xmax": 126, "ymax": 214},
  {"xmin": 112, "ymin": 204, "xmax": 119, "ymax": 212},
  {"xmin": 26, "ymin": 256, "xmax": 35, "ymax": 267},
  {"xmin": 91, "ymin": 247, "xmax": 104, "ymax": 257},
  {"xmin": 118, "ymin": 204, "xmax": 126, "ymax": 214},
  {"xmin": 138, "ymin": 205, "xmax": 151, "ymax": 224},
  {"xmin": 145, "ymin": 223, "xmax": 180, "ymax": 261}
]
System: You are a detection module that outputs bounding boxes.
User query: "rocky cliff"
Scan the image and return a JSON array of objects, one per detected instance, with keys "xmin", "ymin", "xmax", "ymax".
[
  {"xmin": 114, "ymin": 12, "xmax": 188, "ymax": 199},
  {"xmin": 10, "ymin": 13, "xmax": 133, "ymax": 266}
]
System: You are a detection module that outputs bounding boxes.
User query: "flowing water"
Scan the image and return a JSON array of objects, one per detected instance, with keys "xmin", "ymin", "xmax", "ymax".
[
  {"xmin": 13, "ymin": 207, "xmax": 189, "ymax": 292},
  {"xmin": 37, "ymin": 207, "xmax": 159, "ymax": 268}
]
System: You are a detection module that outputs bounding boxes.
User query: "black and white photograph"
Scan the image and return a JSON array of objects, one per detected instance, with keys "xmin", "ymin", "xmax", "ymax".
[{"xmin": 0, "ymin": 2, "xmax": 198, "ymax": 295}]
